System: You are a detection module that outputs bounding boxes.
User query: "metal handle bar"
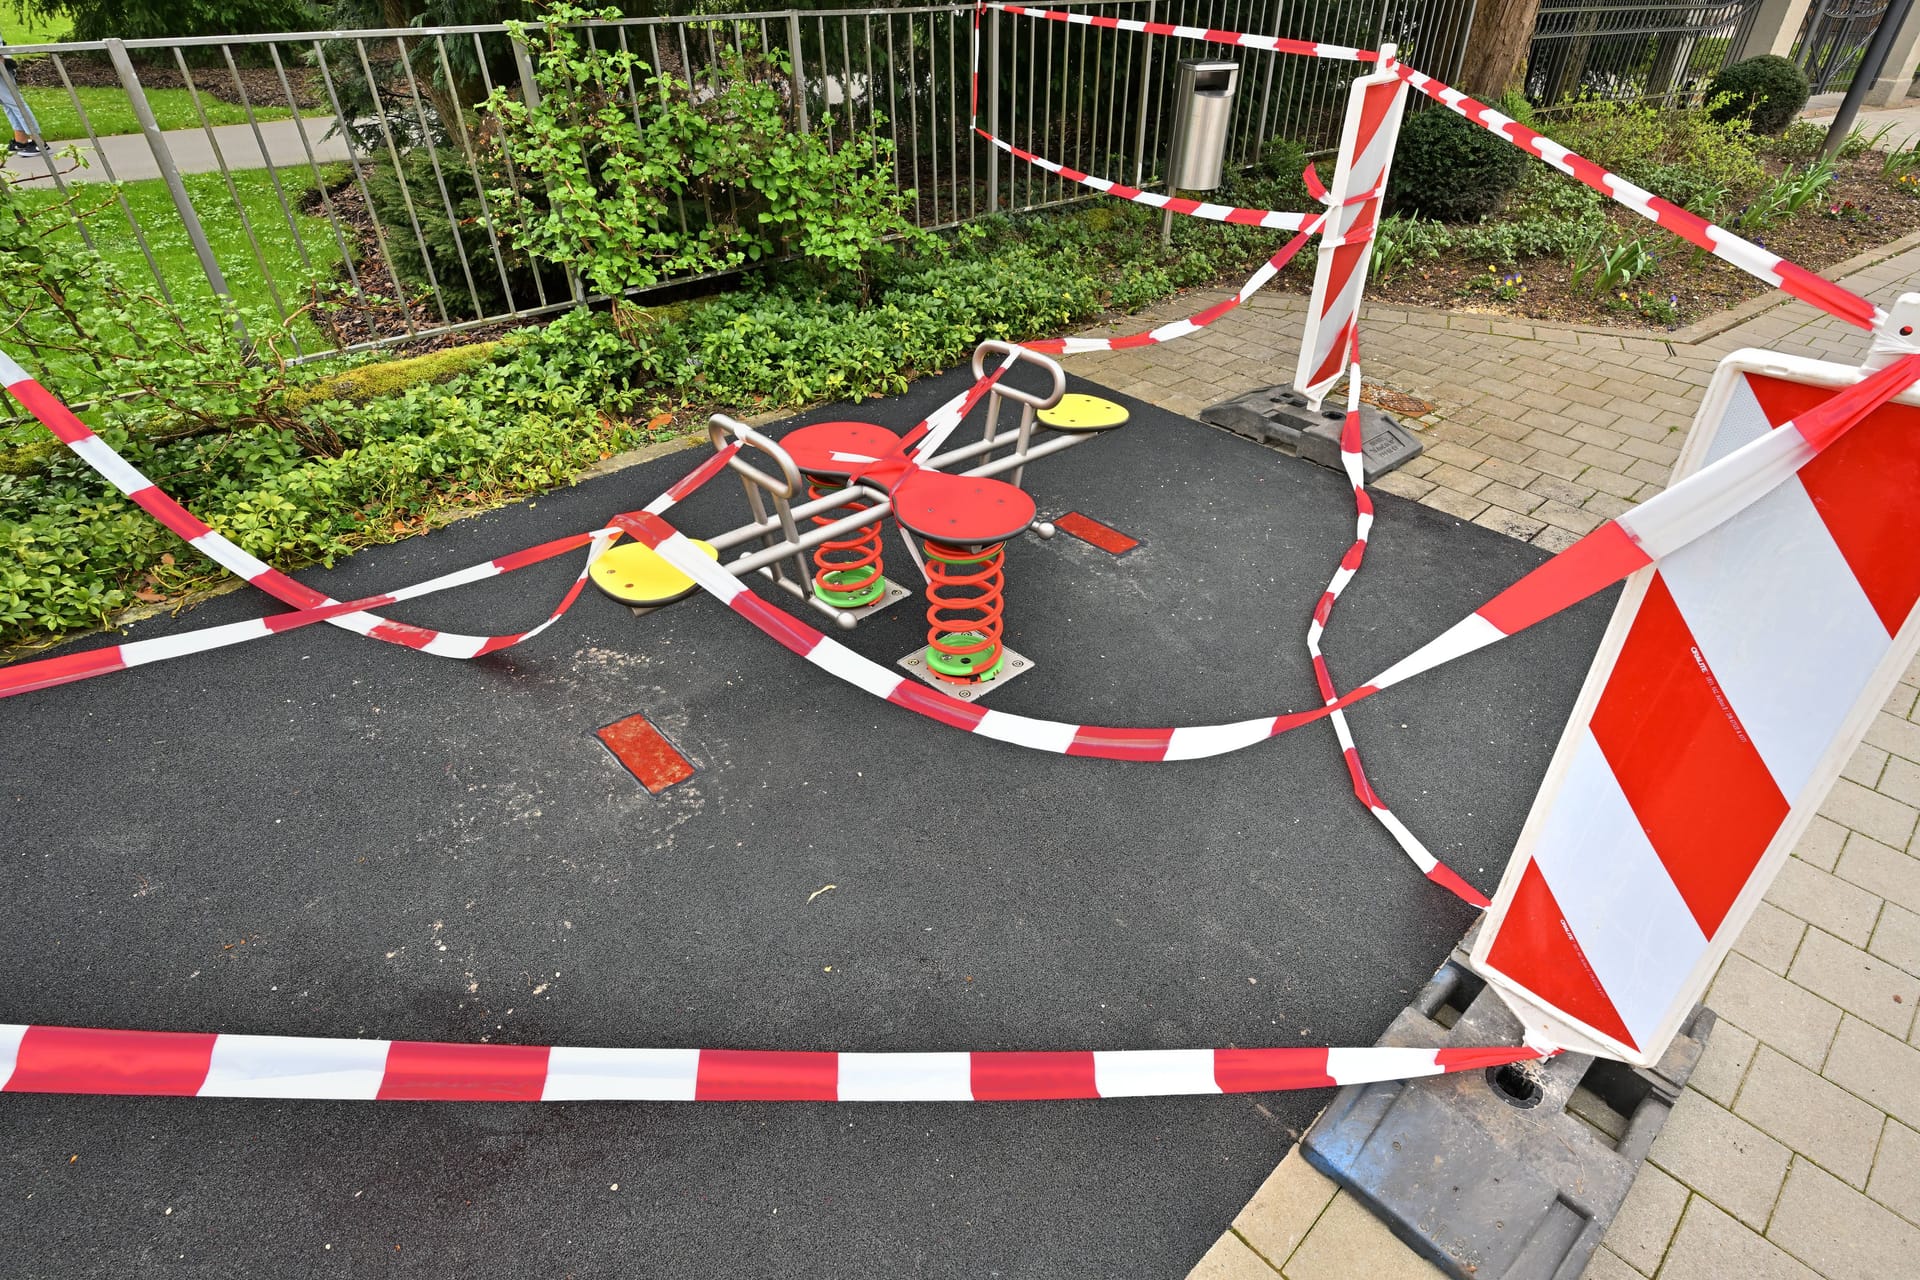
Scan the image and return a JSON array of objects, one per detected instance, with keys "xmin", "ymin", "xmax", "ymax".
[
  {"xmin": 709, "ymin": 414, "xmax": 803, "ymax": 500},
  {"xmin": 971, "ymin": 340, "xmax": 1066, "ymax": 411}
]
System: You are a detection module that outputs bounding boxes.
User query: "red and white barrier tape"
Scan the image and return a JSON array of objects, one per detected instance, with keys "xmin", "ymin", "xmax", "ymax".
[
  {"xmin": 972, "ymin": 127, "xmax": 1316, "ymax": 229},
  {"xmin": 615, "ymin": 352, "xmax": 1920, "ymax": 760},
  {"xmin": 0, "ymin": 353, "xmax": 617, "ymax": 666},
  {"xmin": 0, "ymin": 1022, "xmax": 1539, "ymax": 1102},
  {"xmin": 979, "ymin": 4, "xmax": 1880, "ymax": 334},
  {"xmin": 1023, "ymin": 217, "xmax": 1322, "ymax": 355},
  {"xmin": 0, "ymin": 354, "xmax": 1009, "ymax": 698},
  {"xmin": 1386, "ymin": 64, "xmax": 1883, "ymax": 332},
  {"xmin": 14, "ymin": 346, "xmax": 1915, "ymax": 752},
  {"xmin": 987, "ymin": 3, "xmax": 1376, "ymax": 63},
  {"xmin": 1309, "ymin": 360, "xmax": 1487, "ymax": 907},
  {"xmin": 0, "ymin": 529, "xmax": 618, "ymax": 698}
]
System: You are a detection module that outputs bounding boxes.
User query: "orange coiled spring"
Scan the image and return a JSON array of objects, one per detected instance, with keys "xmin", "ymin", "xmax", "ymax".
[
  {"xmin": 807, "ymin": 477, "xmax": 886, "ymax": 608},
  {"xmin": 922, "ymin": 538, "xmax": 1007, "ymax": 683}
]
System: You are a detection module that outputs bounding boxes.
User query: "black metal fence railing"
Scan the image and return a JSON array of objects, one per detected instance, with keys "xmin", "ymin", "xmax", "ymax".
[
  {"xmin": 1794, "ymin": 0, "xmax": 1894, "ymax": 94},
  {"xmin": 1525, "ymin": 0, "xmax": 1762, "ymax": 109}
]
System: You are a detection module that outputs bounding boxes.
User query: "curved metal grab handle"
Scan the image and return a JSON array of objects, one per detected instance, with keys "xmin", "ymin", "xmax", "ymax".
[
  {"xmin": 709, "ymin": 414, "xmax": 803, "ymax": 499},
  {"xmin": 971, "ymin": 339, "xmax": 1066, "ymax": 410}
]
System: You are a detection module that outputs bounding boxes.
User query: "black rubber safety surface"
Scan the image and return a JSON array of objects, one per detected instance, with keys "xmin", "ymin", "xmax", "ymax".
[{"xmin": 0, "ymin": 364, "xmax": 1616, "ymax": 1279}]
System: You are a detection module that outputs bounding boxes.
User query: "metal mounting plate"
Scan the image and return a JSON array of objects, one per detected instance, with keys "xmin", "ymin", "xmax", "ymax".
[{"xmin": 895, "ymin": 643, "xmax": 1035, "ymax": 700}]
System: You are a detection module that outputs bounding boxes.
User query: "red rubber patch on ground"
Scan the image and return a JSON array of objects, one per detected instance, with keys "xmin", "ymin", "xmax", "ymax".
[
  {"xmin": 597, "ymin": 712, "xmax": 696, "ymax": 794},
  {"xmin": 1055, "ymin": 511, "xmax": 1139, "ymax": 555}
]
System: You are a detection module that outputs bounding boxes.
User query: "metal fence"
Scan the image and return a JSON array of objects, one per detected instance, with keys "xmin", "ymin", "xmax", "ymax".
[
  {"xmin": 0, "ymin": 2, "xmax": 1485, "ymax": 364},
  {"xmin": 1793, "ymin": 0, "xmax": 1894, "ymax": 93},
  {"xmin": 1525, "ymin": 0, "xmax": 1761, "ymax": 108},
  {"xmin": 0, "ymin": 0, "xmax": 1754, "ymax": 366}
]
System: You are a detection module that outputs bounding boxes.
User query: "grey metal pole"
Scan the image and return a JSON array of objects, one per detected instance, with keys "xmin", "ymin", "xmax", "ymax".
[
  {"xmin": 986, "ymin": 5, "xmax": 1001, "ymax": 212},
  {"xmin": 786, "ymin": 10, "xmax": 808, "ymax": 133},
  {"xmin": 104, "ymin": 38, "xmax": 238, "ymax": 312},
  {"xmin": 1133, "ymin": 0, "xmax": 1157, "ymax": 187},
  {"xmin": 1824, "ymin": 0, "xmax": 1916, "ymax": 160}
]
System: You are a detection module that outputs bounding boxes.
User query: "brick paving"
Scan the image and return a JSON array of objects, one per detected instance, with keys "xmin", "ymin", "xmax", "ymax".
[{"xmin": 1064, "ymin": 238, "xmax": 1920, "ymax": 1279}]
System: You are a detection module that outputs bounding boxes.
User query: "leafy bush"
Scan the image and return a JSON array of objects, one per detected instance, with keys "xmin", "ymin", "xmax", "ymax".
[
  {"xmin": 1387, "ymin": 105, "xmax": 1529, "ymax": 222},
  {"xmin": 0, "ymin": 181, "xmax": 322, "ymax": 463},
  {"xmin": 1763, "ymin": 119, "xmax": 1829, "ymax": 160},
  {"xmin": 0, "ymin": 309, "xmax": 650, "ymax": 641},
  {"xmin": 481, "ymin": 3, "xmax": 930, "ymax": 297},
  {"xmin": 1708, "ymin": 55, "xmax": 1811, "ymax": 135},
  {"xmin": 1546, "ymin": 96, "xmax": 1765, "ymax": 206}
]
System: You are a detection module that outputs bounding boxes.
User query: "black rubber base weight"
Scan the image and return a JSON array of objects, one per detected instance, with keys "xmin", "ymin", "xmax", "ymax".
[
  {"xmin": 1301, "ymin": 943, "xmax": 1713, "ymax": 1280},
  {"xmin": 1199, "ymin": 383, "xmax": 1423, "ymax": 483}
]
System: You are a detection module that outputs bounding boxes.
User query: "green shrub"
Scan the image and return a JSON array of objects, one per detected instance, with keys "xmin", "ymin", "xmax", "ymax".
[
  {"xmin": 1546, "ymin": 96, "xmax": 1765, "ymax": 204},
  {"xmin": 0, "ymin": 309, "xmax": 651, "ymax": 642},
  {"xmin": 1387, "ymin": 105, "xmax": 1529, "ymax": 222},
  {"xmin": 1708, "ymin": 55, "xmax": 1811, "ymax": 135},
  {"xmin": 482, "ymin": 3, "xmax": 931, "ymax": 298},
  {"xmin": 1762, "ymin": 119, "xmax": 1829, "ymax": 160}
]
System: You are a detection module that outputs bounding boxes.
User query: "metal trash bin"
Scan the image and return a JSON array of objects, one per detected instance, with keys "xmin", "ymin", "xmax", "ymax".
[
  {"xmin": 1168, "ymin": 58, "xmax": 1240, "ymax": 190},
  {"xmin": 1162, "ymin": 58, "xmax": 1238, "ymax": 243}
]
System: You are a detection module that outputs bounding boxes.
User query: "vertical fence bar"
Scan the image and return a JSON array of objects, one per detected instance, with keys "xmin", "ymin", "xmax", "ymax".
[
  {"xmin": 352, "ymin": 38, "xmax": 452, "ymax": 325},
  {"xmin": 433, "ymin": 33, "xmax": 520, "ymax": 317},
  {"xmin": 221, "ymin": 46, "xmax": 313, "ymax": 279},
  {"xmin": 787, "ymin": 9, "xmax": 810, "ymax": 132},
  {"xmin": 271, "ymin": 43, "xmax": 363, "ymax": 302},
  {"xmin": 313, "ymin": 39, "xmax": 417, "ymax": 335},
  {"xmin": 513, "ymin": 28, "xmax": 586, "ymax": 306},
  {"xmin": 475, "ymin": 29, "xmax": 552, "ymax": 308},
  {"xmin": 46, "ymin": 53, "xmax": 161, "ymax": 291},
  {"xmin": 393, "ymin": 35, "xmax": 484, "ymax": 319},
  {"xmin": 172, "ymin": 48, "xmax": 295, "ymax": 340},
  {"xmin": 104, "ymin": 38, "xmax": 238, "ymax": 313},
  {"xmin": 1133, "ymin": 0, "xmax": 1156, "ymax": 185},
  {"xmin": 987, "ymin": 4, "xmax": 1001, "ymax": 210}
]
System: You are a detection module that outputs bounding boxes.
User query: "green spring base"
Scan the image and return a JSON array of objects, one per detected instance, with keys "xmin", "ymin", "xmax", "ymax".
[
  {"xmin": 814, "ymin": 570, "xmax": 887, "ymax": 609},
  {"xmin": 927, "ymin": 632, "xmax": 1005, "ymax": 682}
]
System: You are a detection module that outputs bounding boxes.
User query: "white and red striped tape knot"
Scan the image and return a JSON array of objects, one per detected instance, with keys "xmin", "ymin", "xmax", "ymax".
[{"xmin": 0, "ymin": 1024, "xmax": 1540, "ymax": 1102}]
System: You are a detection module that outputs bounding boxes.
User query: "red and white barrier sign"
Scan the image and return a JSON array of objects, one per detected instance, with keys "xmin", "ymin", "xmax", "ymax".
[
  {"xmin": 1293, "ymin": 57, "xmax": 1407, "ymax": 408},
  {"xmin": 1471, "ymin": 348, "xmax": 1920, "ymax": 1064}
]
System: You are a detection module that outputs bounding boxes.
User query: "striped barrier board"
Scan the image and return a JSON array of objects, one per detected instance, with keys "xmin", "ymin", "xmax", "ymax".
[
  {"xmin": 1471, "ymin": 347, "xmax": 1920, "ymax": 1064},
  {"xmin": 1293, "ymin": 58, "xmax": 1408, "ymax": 409}
]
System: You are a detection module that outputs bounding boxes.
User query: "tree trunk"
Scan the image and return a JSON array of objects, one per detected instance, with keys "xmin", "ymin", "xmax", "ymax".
[{"xmin": 1459, "ymin": 0, "xmax": 1546, "ymax": 99}]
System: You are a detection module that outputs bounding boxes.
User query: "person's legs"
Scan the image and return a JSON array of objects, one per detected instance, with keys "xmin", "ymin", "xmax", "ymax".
[{"xmin": 0, "ymin": 68, "xmax": 42, "ymax": 147}]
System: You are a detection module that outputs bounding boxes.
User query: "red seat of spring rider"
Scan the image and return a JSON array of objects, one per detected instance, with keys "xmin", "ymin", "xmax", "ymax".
[
  {"xmin": 889, "ymin": 469, "xmax": 1037, "ymax": 545},
  {"xmin": 778, "ymin": 421, "xmax": 903, "ymax": 481}
]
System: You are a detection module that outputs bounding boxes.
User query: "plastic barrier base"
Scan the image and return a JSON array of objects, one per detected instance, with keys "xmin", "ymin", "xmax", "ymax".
[
  {"xmin": 1198, "ymin": 383, "xmax": 1423, "ymax": 482},
  {"xmin": 1300, "ymin": 947, "xmax": 1712, "ymax": 1280}
]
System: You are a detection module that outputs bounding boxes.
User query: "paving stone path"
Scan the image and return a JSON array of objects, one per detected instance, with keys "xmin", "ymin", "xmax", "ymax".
[{"xmin": 1063, "ymin": 230, "xmax": 1920, "ymax": 1280}]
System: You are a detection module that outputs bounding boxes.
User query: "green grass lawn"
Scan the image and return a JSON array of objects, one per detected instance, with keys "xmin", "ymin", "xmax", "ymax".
[
  {"xmin": 14, "ymin": 165, "xmax": 350, "ymax": 377},
  {"xmin": 21, "ymin": 86, "xmax": 302, "ymax": 143}
]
